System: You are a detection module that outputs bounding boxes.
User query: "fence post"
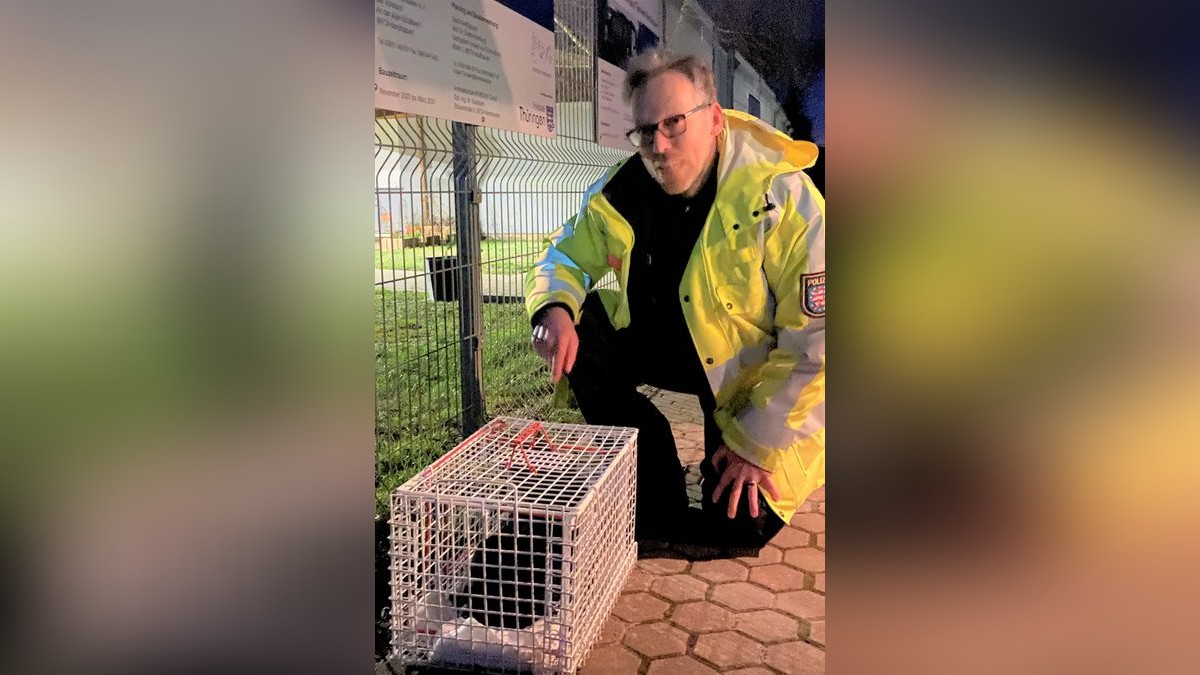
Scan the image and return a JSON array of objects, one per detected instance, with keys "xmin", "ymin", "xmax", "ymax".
[{"xmin": 452, "ymin": 121, "xmax": 486, "ymax": 434}]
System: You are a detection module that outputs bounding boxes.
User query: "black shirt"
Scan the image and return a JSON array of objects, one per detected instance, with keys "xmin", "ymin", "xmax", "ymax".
[{"xmin": 611, "ymin": 153, "xmax": 720, "ymax": 389}]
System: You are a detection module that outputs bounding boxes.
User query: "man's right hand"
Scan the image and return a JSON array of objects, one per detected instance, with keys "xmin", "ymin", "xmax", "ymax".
[{"xmin": 530, "ymin": 306, "xmax": 578, "ymax": 384}]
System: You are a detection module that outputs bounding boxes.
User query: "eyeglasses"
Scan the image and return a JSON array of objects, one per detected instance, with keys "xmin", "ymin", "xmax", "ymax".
[{"xmin": 625, "ymin": 102, "xmax": 713, "ymax": 148}]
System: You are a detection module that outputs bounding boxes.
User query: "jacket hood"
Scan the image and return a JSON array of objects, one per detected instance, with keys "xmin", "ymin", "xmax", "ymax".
[{"xmin": 720, "ymin": 109, "xmax": 819, "ymax": 173}]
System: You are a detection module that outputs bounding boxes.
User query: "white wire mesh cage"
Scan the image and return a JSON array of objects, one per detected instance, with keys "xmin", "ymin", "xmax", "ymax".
[{"xmin": 389, "ymin": 416, "xmax": 638, "ymax": 674}]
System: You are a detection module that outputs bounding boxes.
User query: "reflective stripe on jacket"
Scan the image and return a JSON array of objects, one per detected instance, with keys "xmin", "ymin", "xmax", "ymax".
[{"xmin": 525, "ymin": 109, "xmax": 825, "ymax": 522}]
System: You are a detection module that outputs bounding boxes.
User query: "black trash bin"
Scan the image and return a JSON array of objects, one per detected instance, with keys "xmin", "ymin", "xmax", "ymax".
[{"xmin": 425, "ymin": 255, "xmax": 460, "ymax": 302}]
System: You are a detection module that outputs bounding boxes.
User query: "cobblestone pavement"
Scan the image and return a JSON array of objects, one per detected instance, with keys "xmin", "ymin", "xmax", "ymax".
[{"xmin": 576, "ymin": 389, "xmax": 825, "ymax": 674}]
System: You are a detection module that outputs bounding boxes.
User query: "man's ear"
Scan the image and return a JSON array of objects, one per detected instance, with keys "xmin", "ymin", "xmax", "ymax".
[{"xmin": 710, "ymin": 103, "xmax": 725, "ymax": 136}]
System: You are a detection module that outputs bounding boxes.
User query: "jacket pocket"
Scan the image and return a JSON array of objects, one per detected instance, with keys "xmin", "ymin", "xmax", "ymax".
[
  {"xmin": 717, "ymin": 277, "xmax": 768, "ymax": 322},
  {"xmin": 716, "ymin": 243, "xmax": 766, "ymax": 307},
  {"xmin": 718, "ymin": 244, "xmax": 761, "ymax": 282}
]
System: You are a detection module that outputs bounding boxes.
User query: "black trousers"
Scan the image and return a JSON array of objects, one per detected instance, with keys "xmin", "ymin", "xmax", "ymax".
[{"xmin": 567, "ymin": 293, "xmax": 784, "ymax": 548}]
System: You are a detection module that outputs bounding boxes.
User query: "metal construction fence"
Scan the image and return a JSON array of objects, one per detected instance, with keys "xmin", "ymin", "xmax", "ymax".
[{"xmin": 374, "ymin": 0, "xmax": 629, "ymax": 510}]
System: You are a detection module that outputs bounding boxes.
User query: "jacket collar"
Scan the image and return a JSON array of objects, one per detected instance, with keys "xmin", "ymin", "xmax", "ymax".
[{"xmin": 591, "ymin": 111, "xmax": 819, "ymax": 244}]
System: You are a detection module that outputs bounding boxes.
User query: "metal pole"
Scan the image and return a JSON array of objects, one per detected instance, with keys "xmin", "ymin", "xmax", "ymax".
[{"xmin": 452, "ymin": 121, "xmax": 486, "ymax": 434}]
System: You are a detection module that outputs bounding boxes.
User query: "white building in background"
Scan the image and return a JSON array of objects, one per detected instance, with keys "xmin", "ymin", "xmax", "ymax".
[
  {"xmin": 730, "ymin": 52, "xmax": 791, "ymax": 136},
  {"xmin": 376, "ymin": 111, "xmax": 626, "ymax": 240},
  {"xmin": 665, "ymin": 0, "xmax": 790, "ymax": 136}
]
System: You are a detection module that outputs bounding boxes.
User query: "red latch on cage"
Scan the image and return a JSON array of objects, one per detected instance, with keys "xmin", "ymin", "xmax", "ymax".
[{"xmin": 466, "ymin": 418, "xmax": 612, "ymax": 474}]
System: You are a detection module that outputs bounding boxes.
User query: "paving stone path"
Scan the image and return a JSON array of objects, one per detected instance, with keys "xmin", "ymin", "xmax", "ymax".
[{"xmin": 576, "ymin": 389, "xmax": 825, "ymax": 674}]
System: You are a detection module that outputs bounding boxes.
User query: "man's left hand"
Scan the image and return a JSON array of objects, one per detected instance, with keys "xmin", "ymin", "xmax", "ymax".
[{"xmin": 710, "ymin": 446, "xmax": 780, "ymax": 519}]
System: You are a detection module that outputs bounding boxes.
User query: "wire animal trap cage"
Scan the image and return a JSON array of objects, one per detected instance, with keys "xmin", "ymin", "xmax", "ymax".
[{"xmin": 389, "ymin": 417, "xmax": 638, "ymax": 674}]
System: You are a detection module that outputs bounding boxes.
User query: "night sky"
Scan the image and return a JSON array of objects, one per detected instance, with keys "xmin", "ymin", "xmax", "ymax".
[{"xmin": 695, "ymin": 0, "xmax": 825, "ymax": 141}]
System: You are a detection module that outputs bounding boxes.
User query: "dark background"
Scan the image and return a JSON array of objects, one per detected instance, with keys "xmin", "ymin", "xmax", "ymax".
[{"xmin": 697, "ymin": 0, "xmax": 825, "ymax": 141}]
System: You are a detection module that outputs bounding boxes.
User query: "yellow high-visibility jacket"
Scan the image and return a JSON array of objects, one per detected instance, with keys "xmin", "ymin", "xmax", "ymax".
[{"xmin": 525, "ymin": 110, "xmax": 824, "ymax": 522}]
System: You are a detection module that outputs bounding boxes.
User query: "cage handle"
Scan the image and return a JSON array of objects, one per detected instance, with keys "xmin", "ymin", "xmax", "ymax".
[
  {"xmin": 483, "ymin": 418, "xmax": 553, "ymax": 473},
  {"xmin": 485, "ymin": 418, "xmax": 608, "ymax": 473}
]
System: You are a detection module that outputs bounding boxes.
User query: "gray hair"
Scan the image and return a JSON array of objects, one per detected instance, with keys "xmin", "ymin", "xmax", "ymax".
[{"xmin": 621, "ymin": 49, "xmax": 718, "ymax": 104}]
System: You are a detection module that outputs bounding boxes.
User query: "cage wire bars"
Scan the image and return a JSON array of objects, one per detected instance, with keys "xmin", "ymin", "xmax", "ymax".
[
  {"xmin": 375, "ymin": 0, "xmax": 628, "ymax": 507},
  {"xmin": 389, "ymin": 417, "xmax": 638, "ymax": 673}
]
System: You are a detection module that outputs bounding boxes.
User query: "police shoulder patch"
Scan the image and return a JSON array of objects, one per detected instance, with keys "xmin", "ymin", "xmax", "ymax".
[{"xmin": 801, "ymin": 271, "xmax": 825, "ymax": 318}]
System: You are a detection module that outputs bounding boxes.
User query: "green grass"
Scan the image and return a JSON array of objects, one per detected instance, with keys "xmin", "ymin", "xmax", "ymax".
[
  {"xmin": 374, "ymin": 289, "xmax": 581, "ymax": 513},
  {"xmin": 374, "ymin": 238, "xmax": 547, "ymax": 275}
]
